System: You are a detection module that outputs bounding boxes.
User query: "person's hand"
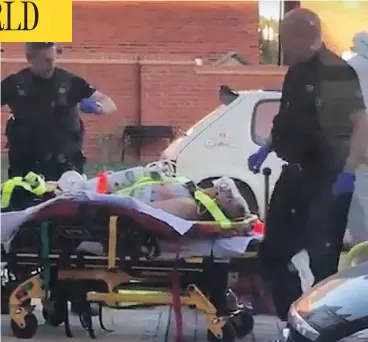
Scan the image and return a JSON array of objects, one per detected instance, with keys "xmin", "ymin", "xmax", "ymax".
[
  {"xmin": 79, "ymin": 99, "xmax": 102, "ymax": 114},
  {"xmin": 248, "ymin": 146, "xmax": 270, "ymax": 173},
  {"xmin": 332, "ymin": 171, "xmax": 355, "ymax": 196}
]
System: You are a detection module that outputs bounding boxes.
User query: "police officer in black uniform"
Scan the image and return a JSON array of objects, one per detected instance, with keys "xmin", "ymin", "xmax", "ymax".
[
  {"xmin": 1, "ymin": 42, "xmax": 117, "ymax": 180},
  {"xmin": 248, "ymin": 9, "xmax": 367, "ymax": 320}
]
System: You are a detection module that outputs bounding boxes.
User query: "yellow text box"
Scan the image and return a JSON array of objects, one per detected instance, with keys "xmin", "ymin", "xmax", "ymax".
[{"xmin": 0, "ymin": 0, "xmax": 72, "ymax": 42}]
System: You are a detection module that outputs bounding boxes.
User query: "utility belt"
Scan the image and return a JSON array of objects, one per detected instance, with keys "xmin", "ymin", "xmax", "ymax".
[
  {"xmin": 6, "ymin": 115, "xmax": 83, "ymax": 156},
  {"xmin": 8, "ymin": 150, "xmax": 86, "ymax": 168}
]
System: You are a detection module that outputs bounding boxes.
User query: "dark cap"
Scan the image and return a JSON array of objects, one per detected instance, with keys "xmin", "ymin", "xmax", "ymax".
[{"xmin": 25, "ymin": 42, "xmax": 56, "ymax": 50}]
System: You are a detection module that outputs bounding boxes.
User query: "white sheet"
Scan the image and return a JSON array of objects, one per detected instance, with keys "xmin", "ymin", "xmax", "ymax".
[
  {"xmin": 1, "ymin": 192, "xmax": 261, "ymax": 258},
  {"xmin": 1, "ymin": 192, "xmax": 194, "ymax": 247}
]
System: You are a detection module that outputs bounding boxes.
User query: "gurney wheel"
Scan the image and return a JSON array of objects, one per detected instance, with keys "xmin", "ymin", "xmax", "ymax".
[
  {"xmin": 11, "ymin": 314, "xmax": 38, "ymax": 339},
  {"xmin": 42, "ymin": 308, "xmax": 65, "ymax": 327},
  {"xmin": 231, "ymin": 312, "xmax": 254, "ymax": 338},
  {"xmin": 207, "ymin": 322, "xmax": 235, "ymax": 342}
]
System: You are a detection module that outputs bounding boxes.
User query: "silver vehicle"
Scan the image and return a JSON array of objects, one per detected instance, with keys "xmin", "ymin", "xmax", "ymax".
[{"xmin": 283, "ymin": 261, "xmax": 368, "ymax": 342}]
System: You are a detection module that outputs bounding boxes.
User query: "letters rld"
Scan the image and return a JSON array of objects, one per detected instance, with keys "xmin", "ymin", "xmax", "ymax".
[{"xmin": 0, "ymin": 1, "xmax": 39, "ymax": 31}]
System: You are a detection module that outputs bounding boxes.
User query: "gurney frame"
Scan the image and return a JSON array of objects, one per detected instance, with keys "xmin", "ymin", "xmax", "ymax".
[{"xmin": 5, "ymin": 216, "xmax": 259, "ymax": 342}]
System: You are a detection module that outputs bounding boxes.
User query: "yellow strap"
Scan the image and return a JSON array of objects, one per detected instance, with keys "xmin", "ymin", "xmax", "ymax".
[
  {"xmin": 194, "ymin": 190, "xmax": 231, "ymax": 228},
  {"xmin": 174, "ymin": 176, "xmax": 191, "ymax": 184},
  {"xmin": 108, "ymin": 216, "xmax": 118, "ymax": 269},
  {"xmin": 116, "ymin": 178, "xmax": 164, "ymax": 196},
  {"xmin": 1, "ymin": 177, "xmax": 31, "ymax": 208},
  {"xmin": 174, "ymin": 175, "xmax": 231, "ymax": 228},
  {"xmin": 1, "ymin": 173, "xmax": 47, "ymax": 208},
  {"xmin": 23, "ymin": 172, "xmax": 47, "ymax": 196},
  {"xmin": 117, "ymin": 173, "xmax": 182, "ymax": 196}
]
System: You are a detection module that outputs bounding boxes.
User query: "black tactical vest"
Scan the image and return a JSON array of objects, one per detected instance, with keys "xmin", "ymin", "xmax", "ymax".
[
  {"xmin": 6, "ymin": 68, "xmax": 84, "ymax": 157},
  {"xmin": 271, "ymin": 61, "xmax": 323, "ymax": 165},
  {"xmin": 271, "ymin": 48, "xmax": 356, "ymax": 170}
]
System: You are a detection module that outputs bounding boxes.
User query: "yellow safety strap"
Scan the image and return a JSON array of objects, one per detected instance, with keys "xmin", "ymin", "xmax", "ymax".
[
  {"xmin": 116, "ymin": 177, "xmax": 164, "ymax": 196},
  {"xmin": 23, "ymin": 172, "xmax": 47, "ymax": 196},
  {"xmin": 193, "ymin": 190, "xmax": 231, "ymax": 228},
  {"xmin": 1, "ymin": 177, "xmax": 31, "ymax": 208},
  {"xmin": 174, "ymin": 176, "xmax": 191, "ymax": 184},
  {"xmin": 117, "ymin": 174, "xmax": 188, "ymax": 196},
  {"xmin": 174, "ymin": 175, "xmax": 232, "ymax": 228},
  {"xmin": 1, "ymin": 173, "xmax": 47, "ymax": 208}
]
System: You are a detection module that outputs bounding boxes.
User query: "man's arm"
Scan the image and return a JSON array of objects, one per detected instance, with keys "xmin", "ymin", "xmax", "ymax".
[
  {"xmin": 1, "ymin": 74, "xmax": 15, "ymax": 107},
  {"xmin": 71, "ymin": 75, "xmax": 117, "ymax": 114},
  {"xmin": 343, "ymin": 68, "xmax": 367, "ymax": 171},
  {"xmin": 264, "ymin": 135, "xmax": 273, "ymax": 149},
  {"xmin": 88, "ymin": 90, "xmax": 117, "ymax": 114},
  {"xmin": 264, "ymin": 67, "xmax": 294, "ymax": 151},
  {"xmin": 345, "ymin": 108, "xmax": 368, "ymax": 171}
]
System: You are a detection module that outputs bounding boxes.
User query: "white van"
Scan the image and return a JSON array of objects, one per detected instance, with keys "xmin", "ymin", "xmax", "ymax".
[{"xmin": 161, "ymin": 86, "xmax": 285, "ymax": 218}]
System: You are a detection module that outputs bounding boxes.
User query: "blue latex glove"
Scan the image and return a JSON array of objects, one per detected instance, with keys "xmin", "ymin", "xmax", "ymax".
[
  {"xmin": 332, "ymin": 171, "xmax": 355, "ymax": 196},
  {"xmin": 80, "ymin": 99, "xmax": 102, "ymax": 114},
  {"xmin": 248, "ymin": 146, "xmax": 270, "ymax": 173}
]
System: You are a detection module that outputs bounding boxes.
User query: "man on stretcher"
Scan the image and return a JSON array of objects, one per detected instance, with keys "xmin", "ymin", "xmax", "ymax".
[
  {"xmin": 123, "ymin": 175, "xmax": 248, "ymax": 223},
  {"xmin": 2, "ymin": 162, "xmax": 250, "ymax": 226},
  {"xmin": 57, "ymin": 163, "xmax": 250, "ymax": 224}
]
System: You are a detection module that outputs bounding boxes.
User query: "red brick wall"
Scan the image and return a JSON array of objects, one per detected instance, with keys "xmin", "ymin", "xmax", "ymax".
[
  {"xmin": 2, "ymin": 1, "xmax": 260, "ymax": 61},
  {"xmin": 1, "ymin": 2, "xmax": 286, "ymax": 162}
]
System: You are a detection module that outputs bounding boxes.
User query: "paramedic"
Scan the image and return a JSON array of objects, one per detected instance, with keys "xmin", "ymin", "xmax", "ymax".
[
  {"xmin": 247, "ymin": 9, "xmax": 368, "ymax": 320},
  {"xmin": 1, "ymin": 42, "xmax": 117, "ymax": 180},
  {"xmin": 346, "ymin": 31, "xmax": 368, "ymax": 245}
]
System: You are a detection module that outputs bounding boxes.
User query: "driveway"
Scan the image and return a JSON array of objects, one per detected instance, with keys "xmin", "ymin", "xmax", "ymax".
[{"xmin": 1, "ymin": 302, "xmax": 282, "ymax": 342}]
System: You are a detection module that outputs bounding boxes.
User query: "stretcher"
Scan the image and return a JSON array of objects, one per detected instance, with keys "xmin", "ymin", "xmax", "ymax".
[{"xmin": 1, "ymin": 191, "xmax": 263, "ymax": 342}]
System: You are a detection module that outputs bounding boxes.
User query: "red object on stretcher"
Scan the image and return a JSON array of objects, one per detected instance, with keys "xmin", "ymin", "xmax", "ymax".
[
  {"xmin": 96, "ymin": 172, "xmax": 108, "ymax": 193},
  {"xmin": 253, "ymin": 219, "xmax": 265, "ymax": 234}
]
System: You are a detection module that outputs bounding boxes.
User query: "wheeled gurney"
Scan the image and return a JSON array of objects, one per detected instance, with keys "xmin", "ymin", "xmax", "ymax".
[{"xmin": 1, "ymin": 192, "xmax": 263, "ymax": 342}]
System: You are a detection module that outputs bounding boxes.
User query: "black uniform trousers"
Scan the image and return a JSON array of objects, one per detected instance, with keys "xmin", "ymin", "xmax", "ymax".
[{"xmin": 259, "ymin": 164, "xmax": 352, "ymax": 320}]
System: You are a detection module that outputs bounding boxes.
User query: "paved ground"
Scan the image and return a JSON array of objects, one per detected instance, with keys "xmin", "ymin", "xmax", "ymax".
[{"xmin": 1, "ymin": 302, "xmax": 282, "ymax": 342}]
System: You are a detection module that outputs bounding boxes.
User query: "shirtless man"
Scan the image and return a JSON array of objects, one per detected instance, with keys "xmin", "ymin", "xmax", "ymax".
[
  {"xmin": 56, "ymin": 167, "xmax": 249, "ymax": 222},
  {"xmin": 148, "ymin": 177, "xmax": 249, "ymax": 221}
]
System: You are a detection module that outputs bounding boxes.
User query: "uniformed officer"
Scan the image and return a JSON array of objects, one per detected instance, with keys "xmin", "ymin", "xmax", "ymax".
[
  {"xmin": 248, "ymin": 9, "xmax": 368, "ymax": 320},
  {"xmin": 1, "ymin": 42, "xmax": 117, "ymax": 180}
]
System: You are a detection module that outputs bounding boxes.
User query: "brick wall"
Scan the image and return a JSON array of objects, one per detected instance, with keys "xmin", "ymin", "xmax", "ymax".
[
  {"xmin": 2, "ymin": 1, "xmax": 260, "ymax": 61},
  {"xmin": 1, "ymin": 2, "xmax": 286, "ymax": 162}
]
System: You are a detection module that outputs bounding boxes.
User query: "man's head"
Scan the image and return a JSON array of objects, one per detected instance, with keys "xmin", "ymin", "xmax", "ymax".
[
  {"xmin": 219, "ymin": 197, "xmax": 247, "ymax": 220},
  {"xmin": 280, "ymin": 8, "xmax": 322, "ymax": 65},
  {"xmin": 213, "ymin": 177, "xmax": 250, "ymax": 220},
  {"xmin": 25, "ymin": 42, "xmax": 57, "ymax": 78}
]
